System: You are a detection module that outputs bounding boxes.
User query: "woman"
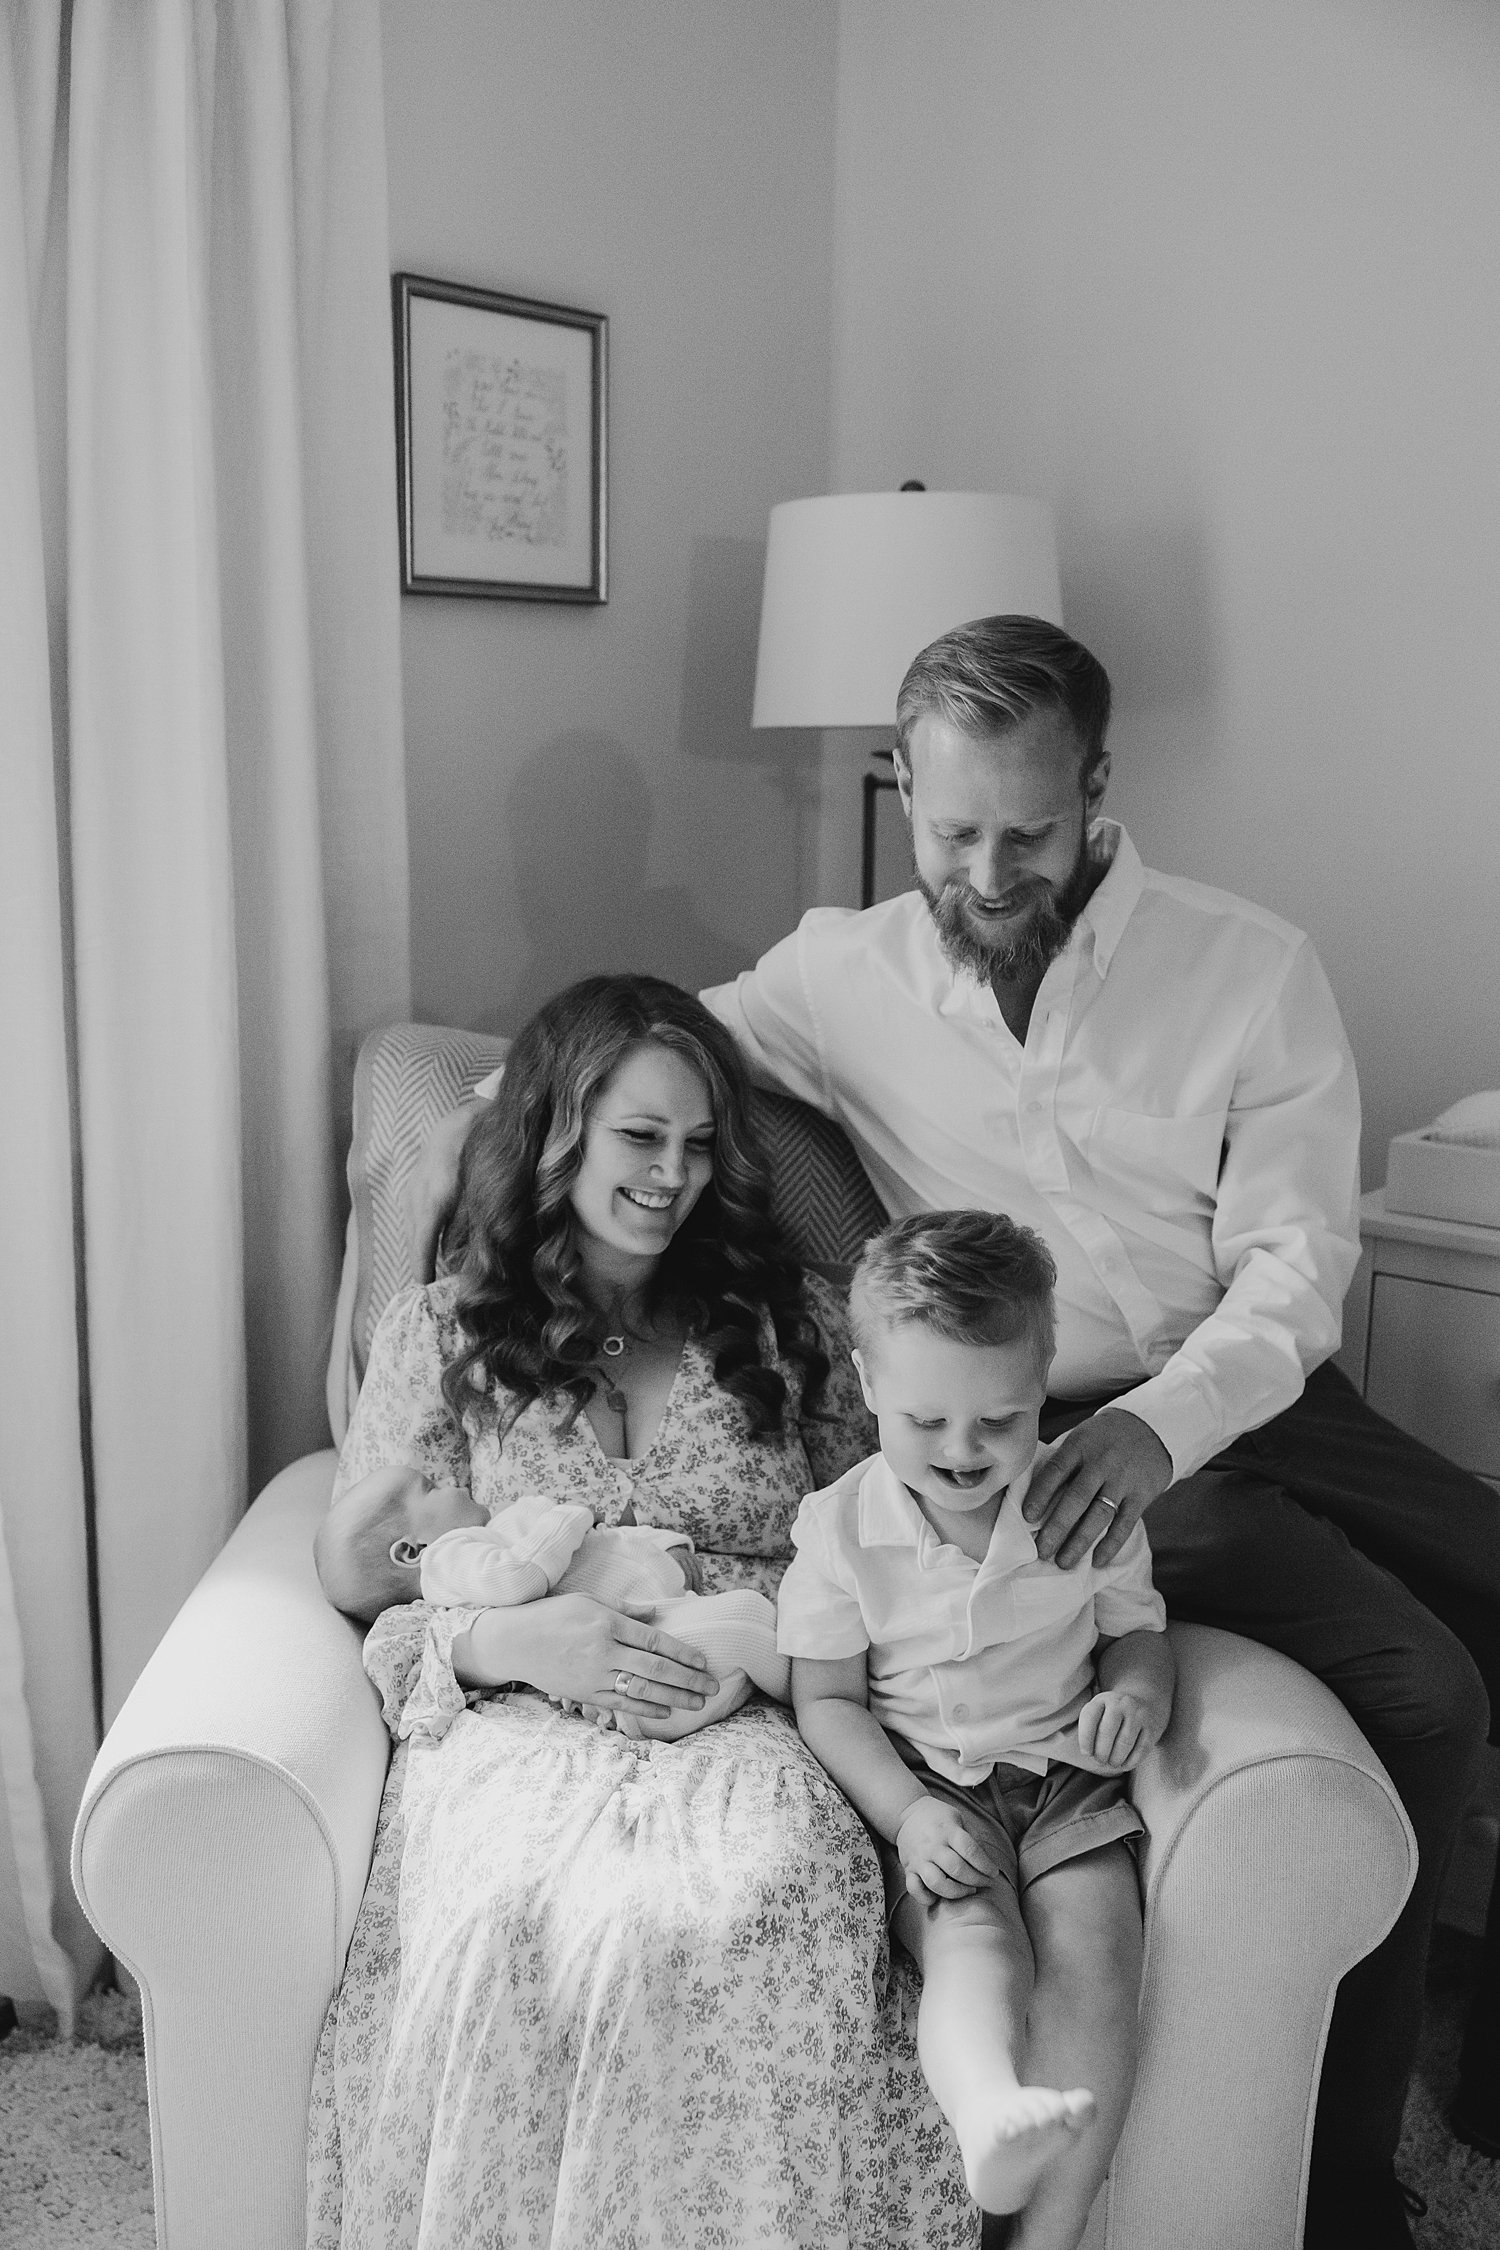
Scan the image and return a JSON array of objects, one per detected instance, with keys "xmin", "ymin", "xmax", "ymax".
[{"xmin": 307, "ymin": 975, "xmax": 974, "ymax": 2249}]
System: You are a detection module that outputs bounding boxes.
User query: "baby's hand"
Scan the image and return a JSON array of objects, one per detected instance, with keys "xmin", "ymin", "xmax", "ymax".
[
  {"xmin": 1077, "ymin": 1688, "xmax": 1168, "ymax": 1770},
  {"xmin": 556, "ymin": 1697, "xmax": 617, "ymax": 1733},
  {"xmin": 673, "ymin": 1546, "xmax": 704, "ymax": 1594},
  {"xmin": 895, "ymin": 1796, "xmax": 1003, "ymax": 1902}
]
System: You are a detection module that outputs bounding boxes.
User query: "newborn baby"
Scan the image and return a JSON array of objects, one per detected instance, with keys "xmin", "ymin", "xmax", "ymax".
[{"xmin": 315, "ymin": 1462, "xmax": 789, "ymax": 1739}]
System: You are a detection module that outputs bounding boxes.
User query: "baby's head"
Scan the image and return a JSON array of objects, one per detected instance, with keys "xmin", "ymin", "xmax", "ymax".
[
  {"xmin": 315, "ymin": 1463, "xmax": 487, "ymax": 1623},
  {"xmin": 848, "ymin": 1210, "xmax": 1057, "ymax": 1519}
]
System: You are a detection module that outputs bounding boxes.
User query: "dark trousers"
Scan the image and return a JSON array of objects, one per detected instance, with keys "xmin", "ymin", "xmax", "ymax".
[{"xmin": 1042, "ymin": 1362, "xmax": 1500, "ymax": 2173}]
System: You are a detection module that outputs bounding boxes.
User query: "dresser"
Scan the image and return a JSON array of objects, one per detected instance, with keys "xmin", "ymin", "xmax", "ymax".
[
  {"xmin": 1338, "ymin": 1190, "xmax": 1500, "ymax": 1932},
  {"xmin": 1339, "ymin": 1191, "xmax": 1500, "ymax": 1496}
]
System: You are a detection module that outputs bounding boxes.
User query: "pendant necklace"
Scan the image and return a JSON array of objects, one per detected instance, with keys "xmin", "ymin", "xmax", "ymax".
[{"xmin": 599, "ymin": 1331, "xmax": 629, "ymax": 1417}]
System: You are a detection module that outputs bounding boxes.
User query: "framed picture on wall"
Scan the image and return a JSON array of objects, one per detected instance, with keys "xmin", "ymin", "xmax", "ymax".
[{"xmin": 393, "ymin": 273, "xmax": 607, "ymax": 602}]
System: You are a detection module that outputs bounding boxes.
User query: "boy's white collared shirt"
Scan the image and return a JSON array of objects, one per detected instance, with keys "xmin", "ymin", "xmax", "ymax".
[{"xmin": 777, "ymin": 1442, "xmax": 1165, "ymax": 1787}]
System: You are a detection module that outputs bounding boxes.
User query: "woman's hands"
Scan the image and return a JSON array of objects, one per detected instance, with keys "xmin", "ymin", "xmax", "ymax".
[{"xmin": 465, "ymin": 1593, "xmax": 718, "ymax": 1728}]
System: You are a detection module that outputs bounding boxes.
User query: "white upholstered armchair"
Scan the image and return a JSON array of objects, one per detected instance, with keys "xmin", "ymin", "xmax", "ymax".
[{"xmin": 72, "ymin": 1023, "xmax": 1417, "ymax": 2250}]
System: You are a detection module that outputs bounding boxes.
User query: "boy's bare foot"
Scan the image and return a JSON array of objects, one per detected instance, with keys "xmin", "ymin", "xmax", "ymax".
[{"xmin": 957, "ymin": 2086, "xmax": 1096, "ymax": 2213}]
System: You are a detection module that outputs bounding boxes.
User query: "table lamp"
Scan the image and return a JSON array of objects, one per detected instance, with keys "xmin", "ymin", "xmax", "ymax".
[{"xmin": 752, "ymin": 487, "xmax": 1063, "ymax": 904}]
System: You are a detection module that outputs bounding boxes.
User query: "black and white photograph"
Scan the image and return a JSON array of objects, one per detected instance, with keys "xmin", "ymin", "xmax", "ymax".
[{"xmin": 3, "ymin": 7, "xmax": 1498, "ymax": 2250}]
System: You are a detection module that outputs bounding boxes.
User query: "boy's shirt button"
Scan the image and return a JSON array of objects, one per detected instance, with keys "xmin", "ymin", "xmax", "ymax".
[{"xmin": 951, "ymin": 1701, "xmax": 970, "ymax": 1723}]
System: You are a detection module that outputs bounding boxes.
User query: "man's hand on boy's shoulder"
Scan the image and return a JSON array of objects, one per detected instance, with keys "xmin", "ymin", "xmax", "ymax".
[
  {"xmin": 895, "ymin": 1795, "xmax": 1003, "ymax": 1903},
  {"xmin": 1022, "ymin": 1406, "xmax": 1173, "ymax": 1570}
]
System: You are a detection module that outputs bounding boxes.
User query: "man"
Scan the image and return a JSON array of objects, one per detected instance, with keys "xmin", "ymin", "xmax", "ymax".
[{"xmin": 410, "ymin": 616, "xmax": 1499, "ymax": 2246}]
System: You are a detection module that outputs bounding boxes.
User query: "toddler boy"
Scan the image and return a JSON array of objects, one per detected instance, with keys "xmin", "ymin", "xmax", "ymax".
[{"xmin": 778, "ymin": 1211, "xmax": 1173, "ymax": 2247}]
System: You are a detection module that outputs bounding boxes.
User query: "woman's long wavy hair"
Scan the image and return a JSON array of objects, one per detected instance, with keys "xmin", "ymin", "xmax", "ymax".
[{"xmin": 439, "ymin": 975, "xmax": 828, "ymax": 1440}]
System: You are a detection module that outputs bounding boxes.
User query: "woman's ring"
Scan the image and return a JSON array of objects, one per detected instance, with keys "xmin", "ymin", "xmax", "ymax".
[
  {"xmin": 1098, "ymin": 1495, "xmax": 1118, "ymax": 1513},
  {"xmin": 615, "ymin": 1671, "xmax": 634, "ymax": 1698}
]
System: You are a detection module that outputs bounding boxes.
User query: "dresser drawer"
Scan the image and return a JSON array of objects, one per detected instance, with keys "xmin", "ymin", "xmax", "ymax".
[{"xmin": 1364, "ymin": 1275, "xmax": 1500, "ymax": 1476}]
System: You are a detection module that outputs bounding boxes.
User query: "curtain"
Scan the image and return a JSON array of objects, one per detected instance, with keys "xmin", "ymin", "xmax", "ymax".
[{"xmin": 0, "ymin": 0, "xmax": 408, "ymax": 2021}]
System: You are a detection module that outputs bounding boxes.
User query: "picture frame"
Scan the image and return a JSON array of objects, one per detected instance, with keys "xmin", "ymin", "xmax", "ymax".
[{"xmin": 393, "ymin": 272, "xmax": 607, "ymax": 603}]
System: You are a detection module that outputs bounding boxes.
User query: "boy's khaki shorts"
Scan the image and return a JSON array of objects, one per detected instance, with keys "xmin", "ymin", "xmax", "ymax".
[{"xmin": 876, "ymin": 1738, "xmax": 1145, "ymax": 1914}]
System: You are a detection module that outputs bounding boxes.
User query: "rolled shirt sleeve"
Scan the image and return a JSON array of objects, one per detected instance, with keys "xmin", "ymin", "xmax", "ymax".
[{"xmin": 700, "ymin": 921, "xmax": 844, "ymax": 1113}]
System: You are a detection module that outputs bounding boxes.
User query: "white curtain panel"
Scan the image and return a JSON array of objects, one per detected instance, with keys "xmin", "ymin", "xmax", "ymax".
[
  {"xmin": 0, "ymin": 0, "xmax": 408, "ymax": 2015},
  {"xmin": 0, "ymin": 0, "xmax": 93, "ymax": 2027}
]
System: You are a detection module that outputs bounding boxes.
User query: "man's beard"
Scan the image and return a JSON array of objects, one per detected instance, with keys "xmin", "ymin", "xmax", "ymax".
[{"xmin": 915, "ymin": 820, "xmax": 1100, "ymax": 985}]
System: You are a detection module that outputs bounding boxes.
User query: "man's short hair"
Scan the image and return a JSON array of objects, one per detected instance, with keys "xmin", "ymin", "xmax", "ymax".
[
  {"xmin": 895, "ymin": 614, "xmax": 1112, "ymax": 783},
  {"xmin": 849, "ymin": 1209, "xmax": 1058, "ymax": 1377}
]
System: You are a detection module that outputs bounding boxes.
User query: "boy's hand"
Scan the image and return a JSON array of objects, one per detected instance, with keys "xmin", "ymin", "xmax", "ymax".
[
  {"xmin": 1077, "ymin": 1686, "xmax": 1169, "ymax": 1770},
  {"xmin": 895, "ymin": 1796, "xmax": 1003, "ymax": 1902}
]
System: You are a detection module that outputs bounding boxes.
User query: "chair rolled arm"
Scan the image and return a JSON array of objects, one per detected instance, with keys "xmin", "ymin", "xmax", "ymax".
[
  {"xmin": 71, "ymin": 1450, "xmax": 390, "ymax": 2250},
  {"xmin": 1106, "ymin": 1622, "xmax": 1418, "ymax": 2250}
]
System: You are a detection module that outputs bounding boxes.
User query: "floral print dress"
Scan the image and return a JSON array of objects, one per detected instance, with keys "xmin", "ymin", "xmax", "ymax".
[{"xmin": 306, "ymin": 1271, "xmax": 976, "ymax": 2250}]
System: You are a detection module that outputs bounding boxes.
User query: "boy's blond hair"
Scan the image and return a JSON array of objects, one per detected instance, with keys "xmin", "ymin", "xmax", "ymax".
[{"xmin": 849, "ymin": 1210, "xmax": 1057, "ymax": 1378}]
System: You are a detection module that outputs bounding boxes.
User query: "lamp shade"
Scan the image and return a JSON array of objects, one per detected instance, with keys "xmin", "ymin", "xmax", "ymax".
[{"xmin": 752, "ymin": 491, "xmax": 1062, "ymax": 729}]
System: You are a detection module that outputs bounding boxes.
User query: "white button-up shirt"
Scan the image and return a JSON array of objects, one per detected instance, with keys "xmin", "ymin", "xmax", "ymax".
[
  {"xmin": 776, "ymin": 1448, "xmax": 1165, "ymax": 1785},
  {"xmin": 702, "ymin": 823, "xmax": 1361, "ymax": 1480}
]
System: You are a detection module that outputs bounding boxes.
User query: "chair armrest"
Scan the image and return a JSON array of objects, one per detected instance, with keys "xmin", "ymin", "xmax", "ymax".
[
  {"xmin": 1103, "ymin": 1622, "xmax": 1417, "ymax": 2250},
  {"xmin": 71, "ymin": 1450, "xmax": 390, "ymax": 2250}
]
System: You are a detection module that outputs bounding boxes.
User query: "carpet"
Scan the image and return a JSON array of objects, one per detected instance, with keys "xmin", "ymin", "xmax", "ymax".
[
  {"xmin": 1, "ymin": 1939, "xmax": 1496, "ymax": 2247},
  {"xmin": 0, "ymin": 1987, "xmax": 153, "ymax": 2248},
  {"xmin": 1395, "ymin": 1930, "xmax": 1500, "ymax": 2248}
]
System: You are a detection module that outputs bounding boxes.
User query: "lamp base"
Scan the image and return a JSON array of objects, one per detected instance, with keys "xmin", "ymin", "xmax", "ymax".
[{"xmin": 860, "ymin": 748, "xmax": 902, "ymax": 909}]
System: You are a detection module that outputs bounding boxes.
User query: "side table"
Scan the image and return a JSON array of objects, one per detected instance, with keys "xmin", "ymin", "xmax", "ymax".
[{"xmin": 1339, "ymin": 1189, "xmax": 1500, "ymax": 1933}]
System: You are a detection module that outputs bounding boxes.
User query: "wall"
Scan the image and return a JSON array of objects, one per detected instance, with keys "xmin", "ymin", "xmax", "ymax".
[
  {"xmin": 382, "ymin": 0, "xmax": 836, "ymax": 1032},
  {"xmin": 829, "ymin": 0, "xmax": 1500, "ymax": 1180}
]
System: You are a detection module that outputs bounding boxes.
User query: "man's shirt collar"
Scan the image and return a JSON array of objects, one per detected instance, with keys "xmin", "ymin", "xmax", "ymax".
[{"xmin": 1078, "ymin": 820, "xmax": 1142, "ymax": 976}]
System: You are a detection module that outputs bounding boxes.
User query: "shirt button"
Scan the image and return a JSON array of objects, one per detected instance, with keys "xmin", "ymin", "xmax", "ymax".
[
  {"xmin": 952, "ymin": 1701, "xmax": 970, "ymax": 1723},
  {"xmin": 1024, "ymin": 1099, "xmax": 1043, "ymax": 1116}
]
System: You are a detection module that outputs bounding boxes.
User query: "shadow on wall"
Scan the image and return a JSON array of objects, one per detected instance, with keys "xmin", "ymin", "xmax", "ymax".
[
  {"xmin": 676, "ymin": 532, "xmax": 820, "ymax": 920},
  {"xmin": 676, "ymin": 534, "xmax": 764, "ymax": 767},
  {"xmin": 490, "ymin": 732, "xmax": 752, "ymax": 1031}
]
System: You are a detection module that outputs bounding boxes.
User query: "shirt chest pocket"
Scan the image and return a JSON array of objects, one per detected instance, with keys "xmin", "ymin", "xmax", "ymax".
[{"xmin": 1083, "ymin": 1105, "xmax": 1226, "ymax": 1220}]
